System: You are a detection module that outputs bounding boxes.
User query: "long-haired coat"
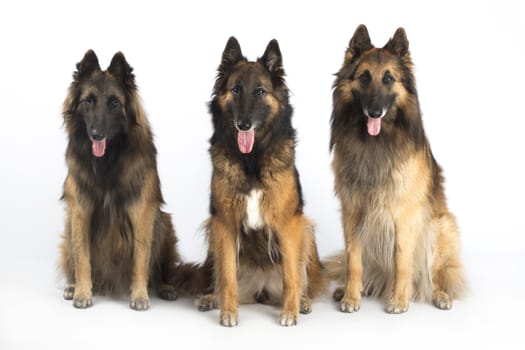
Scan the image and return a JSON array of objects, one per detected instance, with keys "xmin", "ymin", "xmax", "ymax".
[
  {"xmin": 59, "ymin": 50, "xmax": 180, "ymax": 310},
  {"xmin": 327, "ymin": 25, "xmax": 466, "ymax": 313},
  {"xmin": 195, "ymin": 37, "xmax": 326, "ymax": 326}
]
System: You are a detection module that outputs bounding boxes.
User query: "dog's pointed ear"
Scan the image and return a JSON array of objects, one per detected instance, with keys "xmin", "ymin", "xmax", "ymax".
[
  {"xmin": 221, "ymin": 37, "xmax": 244, "ymax": 70},
  {"xmin": 346, "ymin": 25, "xmax": 373, "ymax": 61},
  {"xmin": 108, "ymin": 51, "xmax": 135, "ymax": 87},
  {"xmin": 74, "ymin": 50, "xmax": 101, "ymax": 80},
  {"xmin": 260, "ymin": 39, "xmax": 283, "ymax": 74},
  {"xmin": 384, "ymin": 27, "xmax": 409, "ymax": 57},
  {"xmin": 214, "ymin": 37, "xmax": 245, "ymax": 92}
]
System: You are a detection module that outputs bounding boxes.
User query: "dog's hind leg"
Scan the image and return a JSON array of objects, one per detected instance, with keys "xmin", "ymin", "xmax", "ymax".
[
  {"xmin": 196, "ymin": 293, "xmax": 219, "ymax": 311},
  {"xmin": 301, "ymin": 225, "xmax": 327, "ymax": 315},
  {"xmin": 155, "ymin": 212, "xmax": 180, "ymax": 301},
  {"xmin": 157, "ymin": 284, "xmax": 178, "ymax": 301},
  {"xmin": 300, "ymin": 296, "xmax": 312, "ymax": 314}
]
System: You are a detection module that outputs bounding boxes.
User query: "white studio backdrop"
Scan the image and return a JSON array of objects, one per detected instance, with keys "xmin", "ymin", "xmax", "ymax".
[{"xmin": 0, "ymin": 1, "xmax": 524, "ymax": 349}]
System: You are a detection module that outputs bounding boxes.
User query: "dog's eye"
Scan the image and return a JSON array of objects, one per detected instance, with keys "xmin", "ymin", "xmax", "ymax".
[
  {"xmin": 254, "ymin": 87, "xmax": 267, "ymax": 96},
  {"xmin": 359, "ymin": 71, "xmax": 371, "ymax": 85},
  {"xmin": 383, "ymin": 71, "xmax": 395, "ymax": 85},
  {"xmin": 231, "ymin": 85, "xmax": 241, "ymax": 95},
  {"xmin": 109, "ymin": 98, "xmax": 121, "ymax": 109},
  {"xmin": 84, "ymin": 96, "xmax": 95, "ymax": 105}
]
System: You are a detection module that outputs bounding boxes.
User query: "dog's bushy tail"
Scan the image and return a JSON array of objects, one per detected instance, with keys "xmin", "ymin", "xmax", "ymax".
[
  {"xmin": 322, "ymin": 251, "xmax": 345, "ymax": 284},
  {"xmin": 158, "ymin": 212, "xmax": 213, "ymax": 297},
  {"xmin": 168, "ymin": 258, "xmax": 214, "ymax": 296}
]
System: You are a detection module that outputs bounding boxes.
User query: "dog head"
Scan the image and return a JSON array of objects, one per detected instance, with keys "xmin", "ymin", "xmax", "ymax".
[
  {"xmin": 212, "ymin": 37, "xmax": 289, "ymax": 154},
  {"xmin": 333, "ymin": 25, "xmax": 417, "ymax": 137},
  {"xmin": 64, "ymin": 50, "xmax": 137, "ymax": 157}
]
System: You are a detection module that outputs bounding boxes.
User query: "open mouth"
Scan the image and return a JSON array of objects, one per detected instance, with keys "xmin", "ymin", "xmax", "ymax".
[
  {"xmin": 237, "ymin": 129, "xmax": 255, "ymax": 154},
  {"xmin": 91, "ymin": 138, "xmax": 107, "ymax": 157}
]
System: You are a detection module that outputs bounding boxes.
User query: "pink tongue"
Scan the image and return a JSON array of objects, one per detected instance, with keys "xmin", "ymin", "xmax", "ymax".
[
  {"xmin": 237, "ymin": 129, "xmax": 255, "ymax": 154},
  {"xmin": 92, "ymin": 139, "xmax": 106, "ymax": 157},
  {"xmin": 367, "ymin": 117, "xmax": 381, "ymax": 136}
]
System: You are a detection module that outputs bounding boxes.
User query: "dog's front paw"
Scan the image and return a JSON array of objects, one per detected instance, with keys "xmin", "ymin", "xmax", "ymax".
[
  {"xmin": 72, "ymin": 284, "xmax": 93, "ymax": 308},
  {"xmin": 432, "ymin": 291, "xmax": 452, "ymax": 310},
  {"xmin": 279, "ymin": 311, "xmax": 298, "ymax": 327},
  {"xmin": 340, "ymin": 295, "xmax": 361, "ymax": 313},
  {"xmin": 386, "ymin": 298, "xmax": 409, "ymax": 314},
  {"xmin": 220, "ymin": 311, "xmax": 238, "ymax": 327},
  {"xmin": 130, "ymin": 297, "xmax": 149, "ymax": 311},
  {"xmin": 73, "ymin": 295, "xmax": 93, "ymax": 309}
]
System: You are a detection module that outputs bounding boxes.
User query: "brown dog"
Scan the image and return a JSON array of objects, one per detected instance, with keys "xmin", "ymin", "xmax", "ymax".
[
  {"xmin": 327, "ymin": 25, "xmax": 466, "ymax": 313},
  {"xmin": 59, "ymin": 50, "xmax": 180, "ymax": 310},
  {"xmin": 195, "ymin": 37, "xmax": 326, "ymax": 326}
]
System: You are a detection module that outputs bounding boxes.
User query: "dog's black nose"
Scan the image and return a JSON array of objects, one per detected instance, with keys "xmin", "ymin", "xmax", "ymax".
[
  {"xmin": 90, "ymin": 129, "xmax": 105, "ymax": 141},
  {"xmin": 368, "ymin": 108, "xmax": 383, "ymax": 119},
  {"xmin": 236, "ymin": 121, "xmax": 252, "ymax": 131}
]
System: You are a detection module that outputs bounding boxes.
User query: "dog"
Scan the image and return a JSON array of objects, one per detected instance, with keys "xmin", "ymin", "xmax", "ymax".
[
  {"xmin": 194, "ymin": 37, "xmax": 326, "ymax": 327},
  {"xmin": 326, "ymin": 25, "xmax": 466, "ymax": 313},
  {"xmin": 59, "ymin": 50, "xmax": 181, "ymax": 310}
]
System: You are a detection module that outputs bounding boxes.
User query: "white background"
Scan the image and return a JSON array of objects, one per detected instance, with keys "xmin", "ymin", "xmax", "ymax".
[{"xmin": 1, "ymin": 0, "xmax": 524, "ymax": 349}]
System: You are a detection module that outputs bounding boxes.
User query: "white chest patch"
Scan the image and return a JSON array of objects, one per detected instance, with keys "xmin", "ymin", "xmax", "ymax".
[{"xmin": 244, "ymin": 189, "xmax": 264, "ymax": 230}]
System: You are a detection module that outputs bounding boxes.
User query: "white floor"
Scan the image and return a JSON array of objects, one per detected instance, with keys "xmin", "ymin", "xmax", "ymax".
[{"xmin": 1, "ymin": 243, "xmax": 523, "ymax": 349}]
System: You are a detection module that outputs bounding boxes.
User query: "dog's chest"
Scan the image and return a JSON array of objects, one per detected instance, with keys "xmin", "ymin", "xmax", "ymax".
[{"xmin": 243, "ymin": 189, "xmax": 264, "ymax": 230}]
